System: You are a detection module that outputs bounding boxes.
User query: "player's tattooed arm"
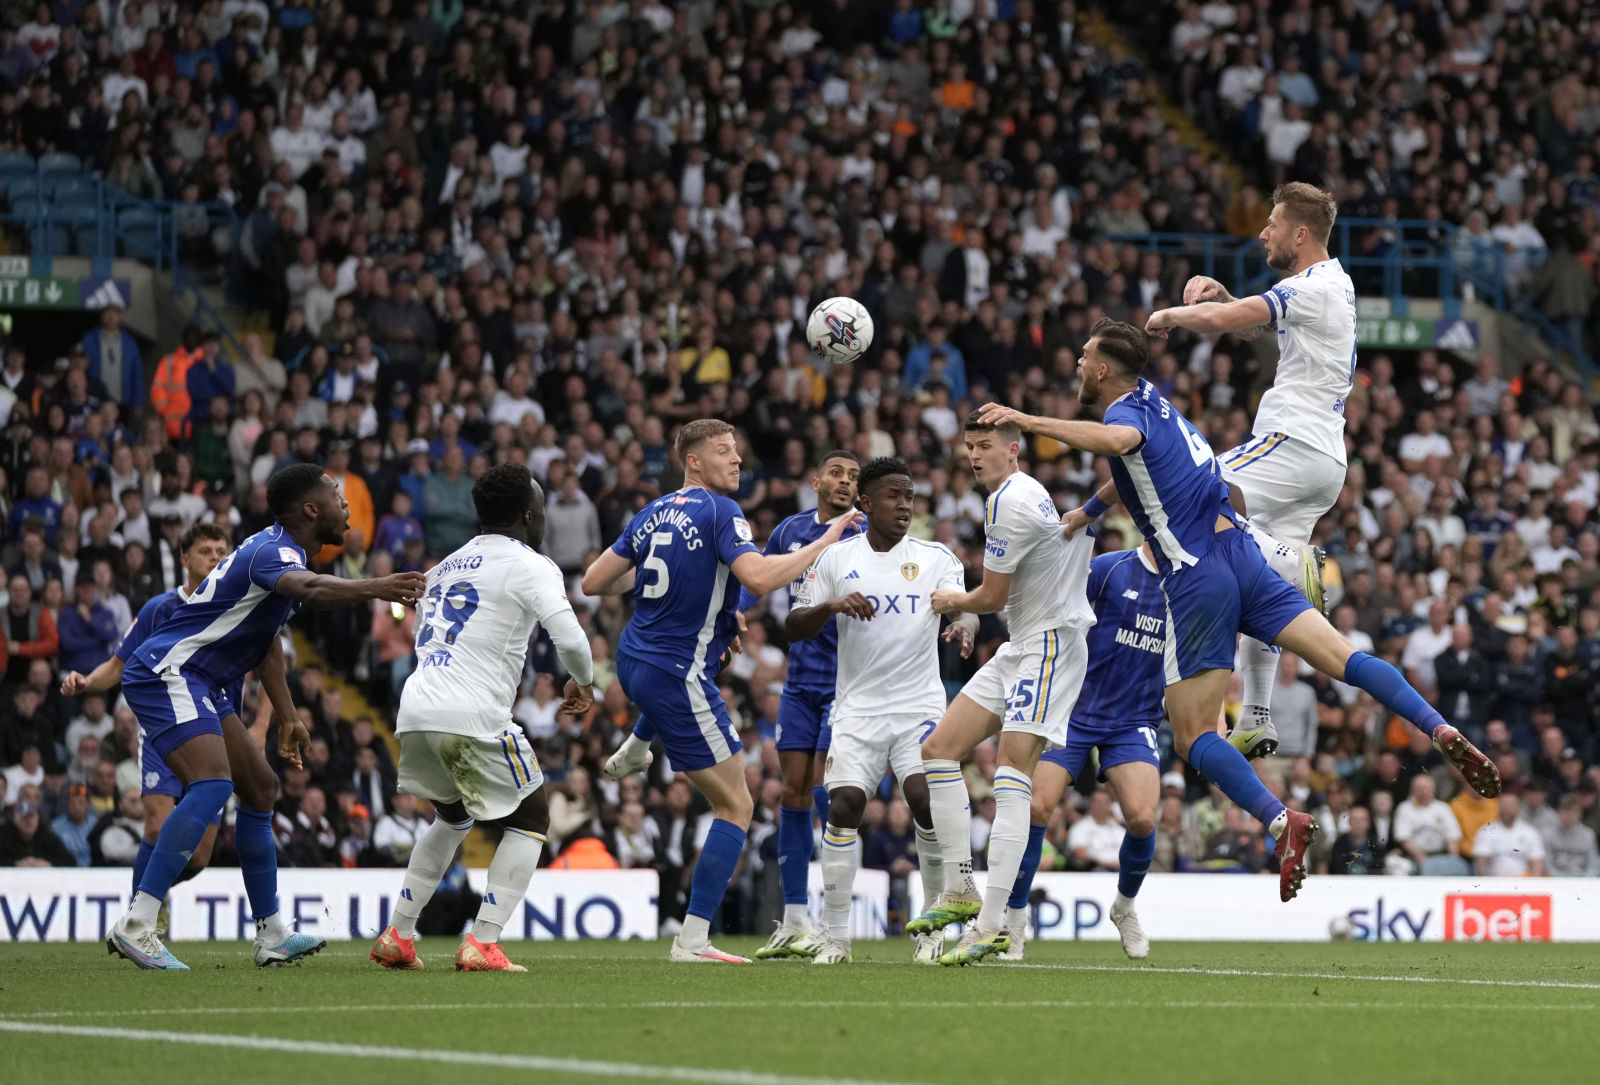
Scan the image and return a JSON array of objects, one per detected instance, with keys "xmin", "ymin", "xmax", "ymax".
[
  {"xmin": 940, "ymin": 612, "xmax": 978, "ymax": 659},
  {"xmin": 1147, "ymin": 293, "xmax": 1272, "ymax": 340},
  {"xmin": 1182, "ymin": 276, "xmax": 1266, "ymax": 340}
]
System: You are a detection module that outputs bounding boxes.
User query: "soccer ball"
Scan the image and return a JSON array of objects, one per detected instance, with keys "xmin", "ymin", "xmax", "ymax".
[
  {"xmin": 807, "ymin": 296, "xmax": 874, "ymax": 364},
  {"xmin": 1328, "ymin": 915, "xmax": 1355, "ymax": 940}
]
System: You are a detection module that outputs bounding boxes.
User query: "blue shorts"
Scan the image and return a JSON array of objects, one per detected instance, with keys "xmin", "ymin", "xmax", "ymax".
[
  {"xmin": 1161, "ymin": 527, "xmax": 1311, "ymax": 683},
  {"xmin": 617, "ymin": 655, "xmax": 743, "ymax": 772},
  {"xmin": 137, "ymin": 683, "xmax": 237, "ymax": 801},
  {"xmin": 1043, "ymin": 720, "xmax": 1162, "ymax": 783},
  {"xmin": 122, "ymin": 659, "xmax": 229, "ymax": 763},
  {"xmin": 775, "ymin": 686, "xmax": 834, "ymax": 754}
]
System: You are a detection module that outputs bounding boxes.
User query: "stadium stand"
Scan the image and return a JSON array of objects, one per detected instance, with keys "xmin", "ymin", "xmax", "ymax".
[{"xmin": 1, "ymin": 0, "xmax": 1598, "ymax": 937}]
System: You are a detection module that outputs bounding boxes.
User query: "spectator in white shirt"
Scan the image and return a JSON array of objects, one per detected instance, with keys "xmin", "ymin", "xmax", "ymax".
[
  {"xmin": 1067, "ymin": 790, "xmax": 1125, "ymax": 870},
  {"xmin": 1398, "ymin": 410, "xmax": 1454, "ymax": 472},
  {"xmin": 1401, "ymin": 600, "xmax": 1454, "ymax": 696},
  {"xmin": 270, "ymin": 103, "xmax": 330, "ymax": 180},
  {"xmin": 1472, "ymin": 794, "xmax": 1546, "ymax": 877},
  {"xmin": 328, "ymin": 110, "xmax": 366, "ymax": 176},
  {"xmin": 489, "ymin": 369, "xmax": 546, "ymax": 429},
  {"xmin": 373, "ymin": 791, "xmax": 427, "ymax": 863},
  {"xmin": 1393, "ymin": 774, "xmax": 1462, "ymax": 868}
]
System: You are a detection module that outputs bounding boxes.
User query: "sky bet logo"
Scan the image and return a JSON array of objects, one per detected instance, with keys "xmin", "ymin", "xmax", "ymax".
[
  {"xmin": 1345, "ymin": 899, "xmax": 1433, "ymax": 941},
  {"xmin": 1444, "ymin": 894, "xmax": 1551, "ymax": 942}
]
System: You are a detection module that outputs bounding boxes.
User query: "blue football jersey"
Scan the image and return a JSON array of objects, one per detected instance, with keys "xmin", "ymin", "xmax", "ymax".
[
  {"xmin": 736, "ymin": 510, "xmax": 861, "ymax": 692},
  {"xmin": 1073, "ymin": 548, "xmax": 1168, "ymax": 727},
  {"xmin": 116, "ymin": 589, "xmax": 245, "ymax": 712},
  {"xmin": 133, "ymin": 524, "xmax": 305, "ymax": 690},
  {"xmin": 612, "ymin": 486, "xmax": 760, "ymax": 677},
  {"xmin": 1103, "ymin": 378, "xmax": 1239, "ymax": 575}
]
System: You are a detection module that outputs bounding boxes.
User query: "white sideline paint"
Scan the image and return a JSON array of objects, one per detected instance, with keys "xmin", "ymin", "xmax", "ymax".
[
  {"xmin": 992, "ymin": 961, "xmax": 1600, "ymax": 991},
  {"xmin": 0, "ymin": 1020, "xmax": 929, "ymax": 1085}
]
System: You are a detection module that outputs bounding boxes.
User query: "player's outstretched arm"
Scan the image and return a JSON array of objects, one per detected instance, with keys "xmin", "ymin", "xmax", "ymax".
[
  {"xmin": 1146, "ymin": 294, "xmax": 1271, "ymax": 339},
  {"xmin": 940, "ymin": 612, "xmax": 978, "ymax": 658},
  {"xmin": 732, "ymin": 510, "xmax": 863, "ymax": 597},
  {"xmin": 974, "ymin": 403, "xmax": 1143, "ymax": 457},
  {"xmin": 581, "ymin": 549, "xmax": 637, "ymax": 596},
  {"xmin": 274, "ymin": 568, "xmax": 426, "ymax": 611},
  {"xmin": 1182, "ymin": 276, "xmax": 1266, "ymax": 340},
  {"xmin": 786, "ymin": 592, "xmax": 875, "ymax": 642},
  {"xmin": 60, "ymin": 654, "xmax": 125, "ymax": 696}
]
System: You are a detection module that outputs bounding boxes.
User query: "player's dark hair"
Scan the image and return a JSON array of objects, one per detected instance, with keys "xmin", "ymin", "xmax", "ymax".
[
  {"xmin": 179, "ymin": 522, "xmax": 230, "ymax": 555},
  {"xmin": 473, "ymin": 461, "xmax": 542, "ymax": 533},
  {"xmin": 266, "ymin": 463, "xmax": 330, "ymax": 519},
  {"xmin": 857, "ymin": 456, "xmax": 911, "ymax": 496},
  {"xmin": 1088, "ymin": 318, "xmax": 1148, "ymax": 379},
  {"xmin": 964, "ymin": 409, "xmax": 1021, "ymax": 443},
  {"xmin": 815, "ymin": 448, "xmax": 858, "ymax": 473},
  {"xmin": 676, "ymin": 418, "xmax": 735, "ymax": 461}
]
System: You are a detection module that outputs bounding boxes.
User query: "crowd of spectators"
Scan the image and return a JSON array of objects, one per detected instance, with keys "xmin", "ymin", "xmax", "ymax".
[
  {"xmin": 3, "ymin": 1, "xmax": 1600, "ymax": 936},
  {"xmin": 1139, "ymin": 0, "xmax": 1600, "ymax": 352}
]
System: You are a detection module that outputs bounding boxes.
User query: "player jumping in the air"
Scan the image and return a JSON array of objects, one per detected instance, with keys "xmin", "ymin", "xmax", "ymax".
[
  {"xmin": 783, "ymin": 457, "xmax": 976, "ymax": 965},
  {"xmin": 371, "ymin": 464, "xmax": 594, "ymax": 973},
  {"xmin": 976, "ymin": 321, "xmax": 1500, "ymax": 904},
  {"xmin": 106, "ymin": 464, "xmax": 425, "ymax": 970},
  {"xmin": 735, "ymin": 450, "xmax": 864, "ymax": 961},
  {"xmin": 582, "ymin": 419, "xmax": 860, "ymax": 962},
  {"xmin": 905, "ymin": 411, "xmax": 1096, "ymax": 966},
  {"xmin": 1148, "ymin": 182, "xmax": 1356, "ymax": 761},
  {"xmin": 1000, "ymin": 542, "xmax": 1166, "ymax": 962}
]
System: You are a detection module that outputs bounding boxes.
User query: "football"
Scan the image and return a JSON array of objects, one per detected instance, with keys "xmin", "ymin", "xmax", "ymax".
[
  {"xmin": 1328, "ymin": 914, "xmax": 1355, "ymax": 940},
  {"xmin": 807, "ymin": 296, "xmax": 874, "ymax": 364}
]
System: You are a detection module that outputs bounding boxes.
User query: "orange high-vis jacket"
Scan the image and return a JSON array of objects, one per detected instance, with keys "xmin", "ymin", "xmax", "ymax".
[
  {"xmin": 150, "ymin": 346, "xmax": 198, "ymax": 440},
  {"xmin": 551, "ymin": 837, "xmax": 620, "ymax": 870}
]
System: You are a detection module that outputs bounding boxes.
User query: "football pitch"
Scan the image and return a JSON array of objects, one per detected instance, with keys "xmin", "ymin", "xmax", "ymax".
[{"xmin": 3, "ymin": 939, "xmax": 1597, "ymax": 1084}]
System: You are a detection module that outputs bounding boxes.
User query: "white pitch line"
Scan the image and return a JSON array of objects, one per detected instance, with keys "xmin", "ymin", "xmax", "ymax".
[
  {"xmin": 985, "ymin": 961, "xmax": 1600, "ymax": 991},
  {"xmin": 0, "ymin": 1019, "xmax": 929, "ymax": 1085},
  {"xmin": 6, "ymin": 998, "xmax": 1597, "ymax": 1022}
]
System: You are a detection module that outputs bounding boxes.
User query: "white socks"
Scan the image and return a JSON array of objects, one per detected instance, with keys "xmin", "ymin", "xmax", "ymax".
[
  {"xmin": 924, "ymin": 759, "xmax": 978, "ymax": 897},
  {"xmin": 473, "ymin": 827, "xmax": 546, "ymax": 943},
  {"xmin": 1240, "ymin": 635, "xmax": 1280, "ymax": 715},
  {"xmin": 1007, "ymin": 905, "xmax": 1029, "ymax": 935},
  {"xmin": 1112, "ymin": 892, "xmax": 1137, "ymax": 916},
  {"xmin": 679, "ymin": 914, "xmax": 711, "ymax": 948},
  {"xmin": 256, "ymin": 910, "xmax": 292, "ymax": 943},
  {"xmin": 783, "ymin": 902, "xmax": 809, "ymax": 930},
  {"xmin": 128, "ymin": 890, "xmax": 161, "ymax": 928},
  {"xmin": 976, "ymin": 767, "xmax": 1032, "ymax": 934},
  {"xmin": 914, "ymin": 819, "xmax": 943, "ymax": 913},
  {"xmin": 391, "ymin": 816, "xmax": 474, "ymax": 939},
  {"xmin": 821, "ymin": 823, "xmax": 859, "ymax": 943}
]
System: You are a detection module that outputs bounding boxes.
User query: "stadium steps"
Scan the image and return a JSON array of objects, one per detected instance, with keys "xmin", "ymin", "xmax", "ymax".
[
  {"xmin": 289, "ymin": 628, "xmax": 499, "ymax": 866},
  {"xmin": 1088, "ymin": 10, "xmax": 1244, "ymax": 195}
]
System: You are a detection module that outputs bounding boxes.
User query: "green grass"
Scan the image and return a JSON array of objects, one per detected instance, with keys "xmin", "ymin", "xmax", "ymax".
[{"xmin": 3, "ymin": 938, "xmax": 1598, "ymax": 1084}]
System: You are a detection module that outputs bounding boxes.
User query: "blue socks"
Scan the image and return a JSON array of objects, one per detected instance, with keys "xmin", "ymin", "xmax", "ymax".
[
  {"xmin": 132, "ymin": 839, "xmax": 155, "ymax": 898},
  {"xmin": 1008, "ymin": 823, "xmax": 1048, "ymax": 910},
  {"xmin": 136, "ymin": 777, "xmax": 230, "ymax": 901},
  {"xmin": 234, "ymin": 807, "xmax": 281, "ymax": 921},
  {"xmin": 777, "ymin": 806, "xmax": 812, "ymax": 906},
  {"xmin": 686, "ymin": 818, "xmax": 747, "ymax": 921},
  {"xmin": 1187, "ymin": 731, "xmax": 1286, "ymax": 837},
  {"xmin": 1118, "ymin": 831, "xmax": 1156, "ymax": 899},
  {"xmin": 812, "ymin": 785, "xmax": 830, "ymax": 829},
  {"xmin": 1344, "ymin": 651, "xmax": 1444, "ymax": 735}
]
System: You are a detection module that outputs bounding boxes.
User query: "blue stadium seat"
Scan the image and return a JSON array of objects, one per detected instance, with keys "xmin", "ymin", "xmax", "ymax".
[
  {"xmin": 117, "ymin": 206, "xmax": 162, "ymax": 259},
  {"xmin": 36, "ymin": 152, "xmax": 82, "ymax": 177},
  {"xmin": 0, "ymin": 152, "xmax": 33, "ymax": 176},
  {"xmin": 11, "ymin": 198, "xmax": 71, "ymax": 254},
  {"xmin": 2, "ymin": 176, "xmax": 40, "ymax": 205},
  {"xmin": 49, "ymin": 176, "xmax": 97, "ymax": 204}
]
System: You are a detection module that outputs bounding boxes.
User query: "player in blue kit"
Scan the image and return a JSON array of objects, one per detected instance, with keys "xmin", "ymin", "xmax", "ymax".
[
  {"xmin": 1000, "ymin": 542, "xmax": 1166, "ymax": 962},
  {"xmin": 977, "ymin": 320, "xmax": 1501, "ymax": 903},
  {"xmin": 105, "ymin": 464, "xmax": 426, "ymax": 970},
  {"xmin": 60, "ymin": 523, "xmax": 291, "ymax": 918},
  {"xmin": 582, "ymin": 419, "xmax": 861, "ymax": 963},
  {"xmin": 737, "ymin": 450, "xmax": 863, "ymax": 960}
]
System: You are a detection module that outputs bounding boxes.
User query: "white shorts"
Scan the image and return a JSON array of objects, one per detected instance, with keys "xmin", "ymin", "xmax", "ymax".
[
  {"xmin": 824, "ymin": 713, "xmax": 934, "ymax": 795},
  {"xmin": 396, "ymin": 727, "xmax": 544, "ymax": 821},
  {"xmin": 960, "ymin": 626, "xmax": 1088, "ymax": 748},
  {"xmin": 1218, "ymin": 432, "xmax": 1346, "ymax": 547}
]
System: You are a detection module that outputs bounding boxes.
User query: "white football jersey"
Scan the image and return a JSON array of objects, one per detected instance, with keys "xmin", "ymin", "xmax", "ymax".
[
  {"xmin": 1255, "ymin": 257, "xmax": 1358, "ymax": 464},
  {"xmin": 396, "ymin": 534, "xmax": 592, "ymax": 739},
  {"xmin": 795, "ymin": 534, "xmax": 964, "ymax": 722},
  {"xmin": 982, "ymin": 471, "xmax": 1095, "ymax": 641}
]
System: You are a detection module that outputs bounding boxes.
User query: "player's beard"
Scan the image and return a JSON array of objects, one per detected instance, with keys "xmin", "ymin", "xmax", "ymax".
[
  {"xmin": 1265, "ymin": 241, "xmax": 1291, "ymax": 270},
  {"xmin": 1078, "ymin": 369, "xmax": 1099, "ymax": 406}
]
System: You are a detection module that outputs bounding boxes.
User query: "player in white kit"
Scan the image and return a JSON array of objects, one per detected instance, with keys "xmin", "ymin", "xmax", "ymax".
[
  {"xmin": 782, "ymin": 457, "xmax": 976, "ymax": 964},
  {"xmin": 906, "ymin": 411, "xmax": 1096, "ymax": 966},
  {"xmin": 370, "ymin": 464, "xmax": 594, "ymax": 973},
  {"xmin": 1146, "ymin": 182, "xmax": 1355, "ymax": 759}
]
